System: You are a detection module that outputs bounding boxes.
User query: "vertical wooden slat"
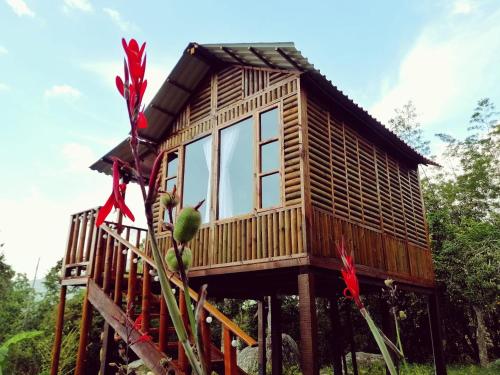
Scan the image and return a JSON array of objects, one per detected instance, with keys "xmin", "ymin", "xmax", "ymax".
[
  {"xmin": 298, "ymin": 272, "xmax": 318, "ymax": 375},
  {"xmin": 50, "ymin": 285, "xmax": 67, "ymax": 375}
]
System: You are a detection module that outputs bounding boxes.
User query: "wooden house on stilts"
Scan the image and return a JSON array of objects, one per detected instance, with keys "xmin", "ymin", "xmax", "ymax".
[{"xmin": 51, "ymin": 43, "xmax": 446, "ymax": 375}]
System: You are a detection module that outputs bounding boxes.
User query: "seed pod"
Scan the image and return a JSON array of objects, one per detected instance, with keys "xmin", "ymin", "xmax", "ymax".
[
  {"xmin": 160, "ymin": 191, "xmax": 180, "ymax": 209},
  {"xmin": 173, "ymin": 207, "xmax": 201, "ymax": 243},
  {"xmin": 165, "ymin": 247, "xmax": 193, "ymax": 272}
]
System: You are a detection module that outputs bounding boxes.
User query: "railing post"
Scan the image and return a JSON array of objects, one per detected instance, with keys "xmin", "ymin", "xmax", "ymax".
[
  {"xmin": 200, "ymin": 309, "xmax": 212, "ymax": 373},
  {"xmin": 76, "ymin": 212, "xmax": 88, "ymax": 263},
  {"xmin": 223, "ymin": 326, "xmax": 238, "ymax": 375},
  {"xmin": 84, "ymin": 209, "xmax": 97, "ymax": 262},
  {"xmin": 69, "ymin": 214, "xmax": 81, "ymax": 264}
]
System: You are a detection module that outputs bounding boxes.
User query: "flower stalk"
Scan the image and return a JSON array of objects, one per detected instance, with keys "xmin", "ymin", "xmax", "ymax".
[
  {"xmin": 96, "ymin": 38, "xmax": 207, "ymax": 375},
  {"xmin": 337, "ymin": 239, "xmax": 398, "ymax": 375}
]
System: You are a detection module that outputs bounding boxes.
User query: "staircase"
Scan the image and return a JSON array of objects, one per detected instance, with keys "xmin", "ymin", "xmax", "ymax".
[{"xmin": 54, "ymin": 208, "xmax": 256, "ymax": 375}]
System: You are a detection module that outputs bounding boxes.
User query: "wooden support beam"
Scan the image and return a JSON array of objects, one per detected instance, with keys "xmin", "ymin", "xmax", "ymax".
[
  {"xmin": 50, "ymin": 285, "xmax": 67, "ymax": 375},
  {"xmin": 257, "ymin": 299, "xmax": 267, "ymax": 375},
  {"xmin": 159, "ymin": 297, "xmax": 169, "ymax": 353},
  {"xmin": 167, "ymin": 78, "xmax": 192, "ymax": 93},
  {"xmin": 249, "ymin": 47, "xmax": 277, "ymax": 69},
  {"xmin": 152, "ymin": 104, "xmax": 176, "ymax": 117},
  {"xmin": 276, "ymin": 48, "xmax": 304, "ymax": 72},
  {"xmin": 344, "ymin": 305, "xmax": 359, "ymax": 375},
  {"xmin": 298, "ymin": 272, "xmax": 319, "ymax": 375},
  {"xmin": 328, "ymin": 296, "xmax": 343, "ymax": 375},
  {"xmin": 75, "ymin": 290, "xmax": 93, "ymax": 375},
  {"xmin": 221, "ymin": 46, "xmax": 247, "ymax": 65},
  {"xmin": 270, "ymin": 295, "xmax": 282, "ymax": 375},
  {"xmin": 428, "ymin": 293, "xmax": 447, "ymax": 375}
]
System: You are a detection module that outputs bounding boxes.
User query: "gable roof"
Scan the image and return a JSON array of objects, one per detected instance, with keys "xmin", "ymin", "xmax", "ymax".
[{"xmin": 90, "ymin": 42, "xmax": 436, "ymax": 176}]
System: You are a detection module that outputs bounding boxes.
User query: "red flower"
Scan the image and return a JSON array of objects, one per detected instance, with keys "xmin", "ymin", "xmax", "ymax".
[
  {"xmin": 96, "ymin": 159, "xmax": 135, "ymax": 227},
  {"xmin": 115, "ymin": 38, "xmax": 148, "ymax": 139},
  {"xmin": 337, "ymin": 239, "xmax": 364, "ymax": 309}
]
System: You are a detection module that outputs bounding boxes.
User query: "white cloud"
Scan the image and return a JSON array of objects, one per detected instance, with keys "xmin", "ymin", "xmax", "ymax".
[
  {"xmin": 44, "ymin": 84, "xmax": 81, "ymax": 99},
  {"xmin": 370, "ymin": 6, "xmax": 500, "ymax": 128},
  {"xmin": 452, "ymin": 0, "xmax": 475, "ymax": 15},
  {"xmin": 82, "ymin": 59, "xmax": 173, "ymax": 105},
  {"xmin": 61, "ymin": 142, "xmax": 96, "ymax": 173},
  {"xmin": 0, "ymin": 83, "xmax": 10, "ymax": 91},
  {"xmin": 5, "ymin": 0, "xmax": 35, "ymax": 17},
  {"xmin": 0, "ymin": 46, "xmax": 8, "ymax": 55},
  {"xmin": 63, "ymin": 0, "xmax": 92, "ymax": 12},
  {"xmin": 103, "ymin": 7, "xmax": 134, "ymax": 31}
]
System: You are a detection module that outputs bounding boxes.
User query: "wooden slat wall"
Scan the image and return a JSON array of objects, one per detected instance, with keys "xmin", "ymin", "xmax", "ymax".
[
  {"xmin": 153, "ymin": 206, "xmax": 303, "ymax": 268},
  {"xmin": 305, "ymin": 94, "xmax": 433, "ymax": 282},
  {"xmin": 152, "ymin": 66, "xmax": 305, "ymax": 270}
]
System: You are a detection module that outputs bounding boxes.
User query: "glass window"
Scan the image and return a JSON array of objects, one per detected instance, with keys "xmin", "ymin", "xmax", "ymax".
[
  {"xmin": 261, "ymin": 173, "xmax": 280, "ymax": 208},
  {"xmin": 258, "ymin": 107, "xmax": 281, "ymax": 209},
  {"xmin": 164, "ymin": 151, "xmax": 178, "ymax": 224},
  {"xmin": 260, "ymin": 108, "xmax": 279, "ymax": 141},
  {"xmin": 218, "ymin": 118, "xmax": 254, "ymax": 219},
  {"xmin": 183, "ymin": 136, "xmax": 212, "ymax": 223},
  {"xmin": 261, "ymin": 141, "xmax": 279, "ymax": 172}
]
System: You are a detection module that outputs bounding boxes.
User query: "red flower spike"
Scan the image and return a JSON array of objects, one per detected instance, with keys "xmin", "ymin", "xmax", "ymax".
[
  {"xmin": 95, "ymin": 160, "xmax": 135, "ymax": 227},
  {"xmin": 337, "ymin": 239, "xmax": 364, "ymax": 309},
  {"xmin": 115, "ymin": 76, "xmax": 124, "ymax": 97},
  {"xmin": 137, "ymin": 112, "xmax": 148, "ymax": 129}
]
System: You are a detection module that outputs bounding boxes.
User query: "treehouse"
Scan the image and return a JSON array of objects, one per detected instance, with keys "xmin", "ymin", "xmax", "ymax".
[{"xmin": 51, "ymin": 43, "xmax": 446, "ymax": 375}]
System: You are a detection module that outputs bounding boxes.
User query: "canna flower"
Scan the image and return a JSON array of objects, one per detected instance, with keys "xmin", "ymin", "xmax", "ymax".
[
  {"xmin": 115, "ymin": 38, "xmax": 148, "ymax": 141},
  {"xmin": 337, "ymin": 239, "xmax": 364, "ymax": 309},
  {"xmin": 96, "ymin": 159, "xmax": 135, "ymax": 227}
]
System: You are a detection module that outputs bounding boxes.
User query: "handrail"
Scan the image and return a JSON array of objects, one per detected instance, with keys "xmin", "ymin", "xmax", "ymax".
[{"xmin": 100, "ymin": 224, "xmax": 257, "ymax": 347}]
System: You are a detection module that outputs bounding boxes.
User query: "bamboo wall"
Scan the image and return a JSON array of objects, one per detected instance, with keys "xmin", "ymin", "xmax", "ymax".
[
  {"xmin": 304, "ymin": 93, "xmax": 434, "ymax": 283},
  {"xmin": 152, "ymin": 66, "xmax": 305, "ymax": 268}
]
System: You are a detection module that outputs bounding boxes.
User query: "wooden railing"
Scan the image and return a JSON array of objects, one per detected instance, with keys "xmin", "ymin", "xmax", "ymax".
[
  {"xmin": 62, "ymin": 207, "xmax": 256, "ymax": 374},
  {"xmin": 99, "ymin": 224, "xmax": 257, "ymax": 348},
  {"xmin": 154, "ymin": 205, "xmax": 305, "ymax": 270}
]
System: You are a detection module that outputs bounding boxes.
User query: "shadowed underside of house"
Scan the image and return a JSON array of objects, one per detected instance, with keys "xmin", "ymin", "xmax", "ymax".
[{"xmin": 51, "ymin": 43, "xmax": 447, "ymax": 375}]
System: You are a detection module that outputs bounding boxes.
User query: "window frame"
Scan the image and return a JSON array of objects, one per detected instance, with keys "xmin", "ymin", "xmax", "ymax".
[
  {"xmin": 160, "ymin": 149, "xmax": 180, "ymax": 231},
  {"xmin": 256, "ymin": 106, "xmax": 283, "ymax": 211}
]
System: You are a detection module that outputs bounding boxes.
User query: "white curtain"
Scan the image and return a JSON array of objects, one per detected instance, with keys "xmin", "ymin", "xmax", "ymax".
[
  {"xmin": 202, "ymin": 137, "xmax": 212, "ymax": 223},
  {"xmin": 219, "ymin": 125, "xmax": 240, "ymax": 219}
]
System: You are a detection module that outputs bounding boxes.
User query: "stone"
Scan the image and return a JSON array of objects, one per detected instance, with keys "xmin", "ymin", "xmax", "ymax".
[
  {"xmin": 345, "ymin": 351, "xmax": 384, "ymax": 366},
  {"xmin": 237, "ymin": 334, "xmax": 300, "ymax": 374}
]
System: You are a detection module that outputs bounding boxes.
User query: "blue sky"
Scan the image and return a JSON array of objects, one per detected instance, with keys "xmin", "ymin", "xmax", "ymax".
[{"xmin": 1, "ymin": 0, "xmax": 499, "ymax": 277}]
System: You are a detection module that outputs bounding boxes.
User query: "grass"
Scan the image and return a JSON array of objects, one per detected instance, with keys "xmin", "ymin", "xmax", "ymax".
[{"xmin": 317, "ymin": 362, "xmax": 500, "ymax": 375}]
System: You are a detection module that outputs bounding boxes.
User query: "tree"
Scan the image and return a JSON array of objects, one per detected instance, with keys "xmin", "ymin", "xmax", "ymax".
[
  {"xmin": 423, "ymin": 98, "xmax": 500, "ymax": 366},
  {"xmin": 388, "ymin": 101, "xmax": 431, "ymax": 156}
]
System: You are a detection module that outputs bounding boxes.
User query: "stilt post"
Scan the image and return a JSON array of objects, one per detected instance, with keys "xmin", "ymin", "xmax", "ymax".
[
  {"xmin": 270, "ymin": 295, "xmax": 282, "ymax": 375},
  {"xmin": 298, "ymin": 272, "xmax": 319, "ymax": 375},
  {"xmin": 50, "ymin": 285, "xmax": 67, "ymax": 375},
  {"xmin": 75, "ymin": 290, "xmax": 93, "ymax": 375},
  {"xmin": 258, "ymin": 298, "xmax": 267, "ymax": 375},
  {"xmin": 328, "ymin": 296, "xmax": 343, "ymax": 375},
  {"xmin": 428, "ymin": 292, "xmax": 447, "ymax": 375}
]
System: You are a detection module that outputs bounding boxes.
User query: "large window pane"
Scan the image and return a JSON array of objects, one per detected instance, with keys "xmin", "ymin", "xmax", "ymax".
[
  {"xmin": 166, "ymin": 153, "xmax": 178, "ymax": 178},
  {"xmin": 261, "ymin": 141, "xmax": 279, "ymax": 172},
  {"xmin": 219, "ymin": 118, "xmax": 253, "ymax": 219},
  {"xmin": 183, "ymin": 136, "xmax": 212, "ymax": 223},
  {"xmin": 260, "ymin": 108, "xmax": 279, "ymax": 141},
  {"xmin": 261, "ymin": 173, "xmax": 280, "ymax": 208}
]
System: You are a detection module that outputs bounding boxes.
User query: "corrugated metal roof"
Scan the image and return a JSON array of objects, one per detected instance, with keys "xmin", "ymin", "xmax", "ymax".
[{"xmin": 90, "ymin": 42, "xmax": 435, "ymax": 176}]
